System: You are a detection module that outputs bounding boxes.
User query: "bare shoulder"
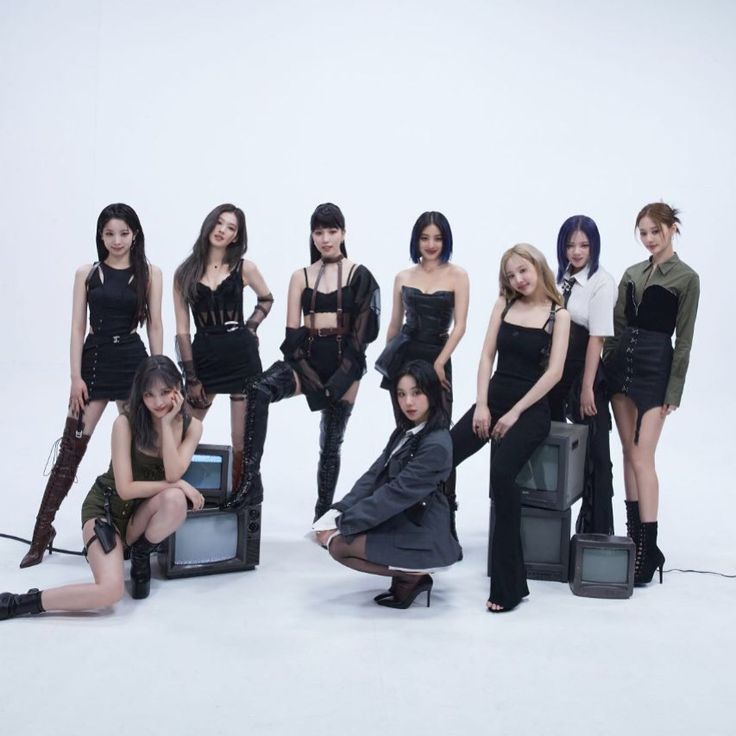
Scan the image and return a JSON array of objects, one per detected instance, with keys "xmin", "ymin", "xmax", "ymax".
[
  {"xmin": 554, "ymin": 307, "xmax": 571, "ymax": 326},
  {"xmin": 185, "ymin": 415, "xmax": 203, "ymax": 441},
  {"xmin": 112, "ymin": 413, "xmax": 132, "ymax": 437},
  {"xmin": 241, "ymin": 258, "xmax": 258, "ymax": 276},
  {"xmin": 148, "ymin": 263, "xmax": 162, "ymax": 280},
  {"xmin": 448, "ymin": 263, "xmax": 469, "ymax": 286},
  {"xmin": 75, "ymin": 262, "xmax": 96, "ymax": 279},
  {"xmin": 395, "ymin": 267, "xmax": 415, "ymax": 285}
]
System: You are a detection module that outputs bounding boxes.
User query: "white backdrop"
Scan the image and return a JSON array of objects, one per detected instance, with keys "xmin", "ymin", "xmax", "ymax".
[{"xmin": 0, "ymin": 3, "xmax": 734, "ymax": 733}]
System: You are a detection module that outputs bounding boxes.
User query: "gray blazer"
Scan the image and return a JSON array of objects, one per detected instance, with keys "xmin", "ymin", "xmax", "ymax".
[{"xmin": 334, "ymin": 428, "xmax": 462, "ymax": 569}]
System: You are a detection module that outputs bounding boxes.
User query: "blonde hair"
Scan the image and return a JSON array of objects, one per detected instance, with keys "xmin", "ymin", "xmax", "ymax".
[{"xmin": 499, "ymin": 243, "xmax": 563, "ymax": 306}]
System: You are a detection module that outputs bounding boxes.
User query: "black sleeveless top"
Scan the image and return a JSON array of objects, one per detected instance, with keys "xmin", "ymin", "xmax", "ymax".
[
  {"xmin": 402, "ymin": 286, "xmax": 454, "ymax": 341},
  {"xmin": 191, "ymin": 262, "xmax": 245, "ymax": 331},
  {"xmin": 495, "ymin": 303, "xmax": 557, "ymax": 383},
  {"xmin": 625, "ymin": 283, "xmax": 677, "ymax": 336},
  {"xmin": 87, "ymin": 262, "xmax": 139, "ymax": 336},
  {"xmin": 301, "ymin": 264, "xmax": 357, "ymax": 317}
]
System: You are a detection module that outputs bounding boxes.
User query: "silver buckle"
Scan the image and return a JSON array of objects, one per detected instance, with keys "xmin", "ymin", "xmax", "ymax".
[
  {"xmin": 112, "ymin": 335, "xmax": 121, "ymax": 344},
  {"xmin": 225, "ymin": 321, "xmax": 239, "ymax": 333}
]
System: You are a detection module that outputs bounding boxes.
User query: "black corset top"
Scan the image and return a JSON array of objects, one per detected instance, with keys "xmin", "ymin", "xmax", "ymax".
[
  {"xmin": 495, "ymin": 320, "xmax": 552, "ymax": 383},
  {"xmin": 301, "ymin": 286, "xmax": 356, "ymax": 316},
  {"xmin": 87, "ymin": 262, "xmax": 138, "ymax": 335},
  {"xmin": 192, "ymin": 265, "xmax": 244, "ymax": 331},
  {"xmin": 625, "ymin": 282, "xmax": 677, "ymax": 336},
  {"xmin": 402, "ymin": 286, "xmax": 454, "ymax": 341}
]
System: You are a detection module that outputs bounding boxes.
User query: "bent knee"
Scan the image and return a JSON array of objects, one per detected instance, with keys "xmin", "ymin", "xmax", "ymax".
[
  {"xmin": 159, "ymin": 487, "xmax": 188, "ymax": 517},
  {"xmin": 94, "ymin": 579, "xmax": 125, "ymax": 608}
]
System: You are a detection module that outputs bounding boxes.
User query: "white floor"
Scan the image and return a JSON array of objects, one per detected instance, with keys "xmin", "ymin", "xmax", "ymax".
[{"xmin": 1, "ymin": 369, "xmax": 733, "ymax": 736}]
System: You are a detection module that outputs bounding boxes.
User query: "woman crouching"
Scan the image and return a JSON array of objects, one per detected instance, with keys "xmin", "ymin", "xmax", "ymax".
[
  {"xmin": 1, "ymin": 356, "xmax": 203, "ymax": 620},
  {"xmin": 314, "ymin": 359, "xmax": 461, "ymax": 609}
]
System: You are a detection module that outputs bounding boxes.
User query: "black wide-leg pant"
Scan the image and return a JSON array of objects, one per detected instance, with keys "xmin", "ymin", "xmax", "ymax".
[{"xmin": 451, "ymin": 378, "xmax": 550, "ymax": 609}]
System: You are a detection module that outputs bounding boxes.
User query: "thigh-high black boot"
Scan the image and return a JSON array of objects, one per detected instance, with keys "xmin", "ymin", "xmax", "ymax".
[
  {"xmin": 314, "ymin": 400, "xmax": 353, "ymax": 521},
  {"xmin": 225, "ymin": 362, "xmax": 296, "ymax": 510}
]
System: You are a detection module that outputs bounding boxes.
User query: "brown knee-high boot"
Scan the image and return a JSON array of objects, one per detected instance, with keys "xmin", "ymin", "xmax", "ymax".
[{"xmin": 20, "ymin": 417, "xmax": 90, "ymax": 568}]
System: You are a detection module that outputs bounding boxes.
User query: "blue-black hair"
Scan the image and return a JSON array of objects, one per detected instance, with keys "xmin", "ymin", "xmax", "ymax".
[
  {"xmin": 555, "ymin": 215, "xmax": 601, "ymax": 282},
  {"xmin": 409, "ymin": 211, "xmax": 453, "ymax": 264}
]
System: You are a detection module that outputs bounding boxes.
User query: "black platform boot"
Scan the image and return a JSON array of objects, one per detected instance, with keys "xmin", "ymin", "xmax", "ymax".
[
  {"xmin": 0, "ymin": 589, "xmax": 44, "ymax": 620},
  {"xmin": 314, "ymin": 400, "xmax": 353, "ymax": 521},
  {"xmin": 225, "ymin": 362, "xmax": 296, "ymax": 511},
  {"xmin": 635, "ymin": 521, "xmax": 665, "ymax": 586},
  {"xmin": 21, "ymin": 417, "xmax": 90, "ymax": 568},
  {"xmin": 129, "ymin": 536, "xmax": 158, "ymax": 599}
]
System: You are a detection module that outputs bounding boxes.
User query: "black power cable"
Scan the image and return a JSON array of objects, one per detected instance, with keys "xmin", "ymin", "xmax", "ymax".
[{"xmin": 0, "ymin": 532, "xmax": 85, "ymax": 556}]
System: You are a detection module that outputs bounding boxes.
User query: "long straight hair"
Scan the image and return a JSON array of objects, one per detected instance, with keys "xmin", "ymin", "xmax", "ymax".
[
  {"xmin": 95, "ymin": 203, "xmax": 150, "ymax": 326},
  {"xmin": 309, "ymin": 202, "xmax": 347, "ymax": 263},
  {"xmin": 125, "ymin": 356, "xmax": 189, "ymax": 452},
  {"xmin": 499, "ymin": 243, "xmax": 563, "ymax": 306},
  {"xmin": 174, "ymin": 204, "xmax": 247, "ymax": 305}
]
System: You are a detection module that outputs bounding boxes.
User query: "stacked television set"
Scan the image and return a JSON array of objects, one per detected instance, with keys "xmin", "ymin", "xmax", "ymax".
[
  {"xmin": 488, "ymin": 421, "xmax": 588, "ymax": 582},
  {"xmin": 157, "ymin": 444, "xmax": 261, "ymax": 578}
]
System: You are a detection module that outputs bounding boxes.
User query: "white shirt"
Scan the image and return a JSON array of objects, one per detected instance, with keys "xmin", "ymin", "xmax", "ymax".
[{"xmin": 559, "ymin": 264, "xmax": 616, "ymax": 337}]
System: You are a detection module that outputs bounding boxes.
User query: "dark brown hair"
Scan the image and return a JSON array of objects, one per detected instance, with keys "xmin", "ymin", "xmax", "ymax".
[{"xmin": 635, "ymin": 202, "xmax": 681, "ymax": 234}]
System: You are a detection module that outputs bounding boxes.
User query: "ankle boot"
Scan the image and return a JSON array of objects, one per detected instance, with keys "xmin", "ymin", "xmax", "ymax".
[
  {"xmin": 226, "ymin": 361, "xmax": 296, "ymax": 511},
  {"xmin": 314, "ymin": 400, "xmax": 353, "ymax": 521},
  {"xmin": 635, "ymin": 521, "xmax": 665, "ymax": 585},
  {"xmin": 130, "ymin": 536, "xmax": 158, "ymax": 599},
  {"xmin": 625, "ymin": 500, "xmax": 641, "ymax": 542},
  {"xmin": 0, "ymin": 589, "xmax": 44, "ymax": 620},
  {"xmin": 20, "ymin": 417, "xmax": 90, "ymax": 568}
]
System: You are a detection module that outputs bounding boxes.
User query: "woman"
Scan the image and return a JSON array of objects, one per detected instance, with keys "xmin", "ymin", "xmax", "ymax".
[
  {"xmin": 224, "ymin": 203, "xmax": 380, "ymax": 521},
  {"xmin": 173, "ymin": 204, "xmax": 273, "ymax": 492},
  {"xmin": 314, "ymin": 360, "xmax": 461, "ymax": 608},
  {"xmin": 549, "ymin": 215, "xmax": 617, "ymax": 534},
  {"xmin": 375, "ymin": 211, "xmax": 469, "ymax": 416},
  {"xmin": 451, "ymin": 244, "xmax": 569, "ymax": 612},
  {"xmin": 604, "ymin": 203, "xmax": 699, "ymax": 585},
  {"xmin": 2, "ymin": 356, "xmax": 204, "ymax": 620},
  {"xmin": 20, "ymin": 203, "xmax": 163, "ymax": 568}
]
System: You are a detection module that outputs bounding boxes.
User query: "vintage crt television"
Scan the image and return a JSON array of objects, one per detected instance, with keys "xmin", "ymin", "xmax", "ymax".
[
  {"xmin": 158, "ymin": 505, "xmax": 261, "ymax": 578},
  {"xmin": 569, "ymin": 533, "xmax": 635, "ymax": 599},
  {"xmin": 488, "ymin": 503, "xmax": 571, "ymax": 582},
  {"xmin": 181, "ymin": 444, "xmax": 233, "ymax": 505},
  {"xmin": 514, "ymin": 421, "xmax": 588, "ymax": 511}
]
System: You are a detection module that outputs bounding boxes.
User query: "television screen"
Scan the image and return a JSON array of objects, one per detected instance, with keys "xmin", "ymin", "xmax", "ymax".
[
  {"xmin": 514, "ymin": 421, "xmax": 588, "ymax": 511},
  {"xmin": 569, "ymin": 534, "xmax": 635, "ymax": 598},
  {"xmin": 488, "ymin": 504, "xmax": 571, "ymax": 582},
  {"xmin": 522, "ymin": 514, "xmax": 563, "ymax": 564},
  {"xmin": 181, "ymin": 444, "xmax": 233, "ymax": 504},
  {"xmin": 172, "ymin": 512, "xmax": 238, "ymax": 564},
  {"xmin": 183, "ymin": 453, "xmax": 224, "ymax": 491},
  {"xmin": 516, "ymin": 444, "xmax": 559, "ymax": 492},
  {"xmin": 581, "ymin": 547, "xmax": 630, "ymax": 584},
  {"xmin": 159, "ymin": 506, "xmax": 261, "ymax": 578}
]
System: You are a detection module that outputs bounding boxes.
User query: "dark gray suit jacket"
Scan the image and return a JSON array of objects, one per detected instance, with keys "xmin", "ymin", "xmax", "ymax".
[{"xmin": 334, "ymin": 428, "xmax": 462, "ymax": 569}]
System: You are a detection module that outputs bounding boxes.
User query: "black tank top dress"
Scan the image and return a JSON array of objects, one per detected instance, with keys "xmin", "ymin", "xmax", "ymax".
[
  {"xmin": 605, "ymin": 283, "xmax": 674, "ymax": 441},
  {"xmin": 81, "ymin": 262, "xmax": 148, "ymax": 401},
  {"xmin": 375, "ymin": 286, "xmax": 454, "ymax": 403},
  {"xmin": 190, "ymin": 263, "xmax": 262, "ymax": 394}
]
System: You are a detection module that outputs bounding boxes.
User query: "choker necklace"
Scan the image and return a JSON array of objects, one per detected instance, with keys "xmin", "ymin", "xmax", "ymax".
[{"xmin": 320, "ymin": 254, "xmax": 344, "ymax": 265}]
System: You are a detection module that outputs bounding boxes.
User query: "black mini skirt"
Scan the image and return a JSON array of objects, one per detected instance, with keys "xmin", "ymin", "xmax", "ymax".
[
  {"xmin": 81, "ymin": 332, "xmax": 148, "ymax": 401},
  {"xmin": 605, "ymin": 326, "xmax": 673, "ymax": 441},
  {"xmin": 192, "ymin": 327, "xmax": 262, "ymax": 395}
]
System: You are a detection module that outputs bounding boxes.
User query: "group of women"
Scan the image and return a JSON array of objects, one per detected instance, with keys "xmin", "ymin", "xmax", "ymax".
[{"xmin": 0, "ymin": 199, "xmax": 699, "ymax": 621}]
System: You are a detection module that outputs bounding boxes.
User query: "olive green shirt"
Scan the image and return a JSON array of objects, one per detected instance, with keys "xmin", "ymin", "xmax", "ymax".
[{"xmin": 604, "ymin": 253, "xmax": 699, "ymax": 407}]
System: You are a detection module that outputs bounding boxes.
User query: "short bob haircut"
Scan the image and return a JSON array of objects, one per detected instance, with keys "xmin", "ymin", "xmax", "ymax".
[
  {"xmin": 393, "ymin": 359, "xmax": 450, "ymax": 434},
  {"xmin": 409, "ymin": 211, "xmax": 453, "ymax": 264},
  {"xmin": 309, "ymin": 202, "xmax": 347, "ymax": 264},
  {"xmin": 555, "ymin": 215, "xmax": 601, "ymax": 282}
]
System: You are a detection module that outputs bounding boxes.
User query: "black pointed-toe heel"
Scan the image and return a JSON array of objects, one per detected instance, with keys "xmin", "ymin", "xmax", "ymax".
[{"xmin": 375, "ymin": 575, "xmax": 433, "ymax": 609}]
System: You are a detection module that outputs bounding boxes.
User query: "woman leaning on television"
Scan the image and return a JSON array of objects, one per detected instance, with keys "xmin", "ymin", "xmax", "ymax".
[
  {"xmin": 450, "ymin": 244, "xmax": 570, "ymax": 613},
  {"xmin": 603, "ymin": 203, "xmax": 699, "ymax": 586},
  {"xmin": 1, "ymin": 356, "xmax": 204, "ymax": 620}
]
